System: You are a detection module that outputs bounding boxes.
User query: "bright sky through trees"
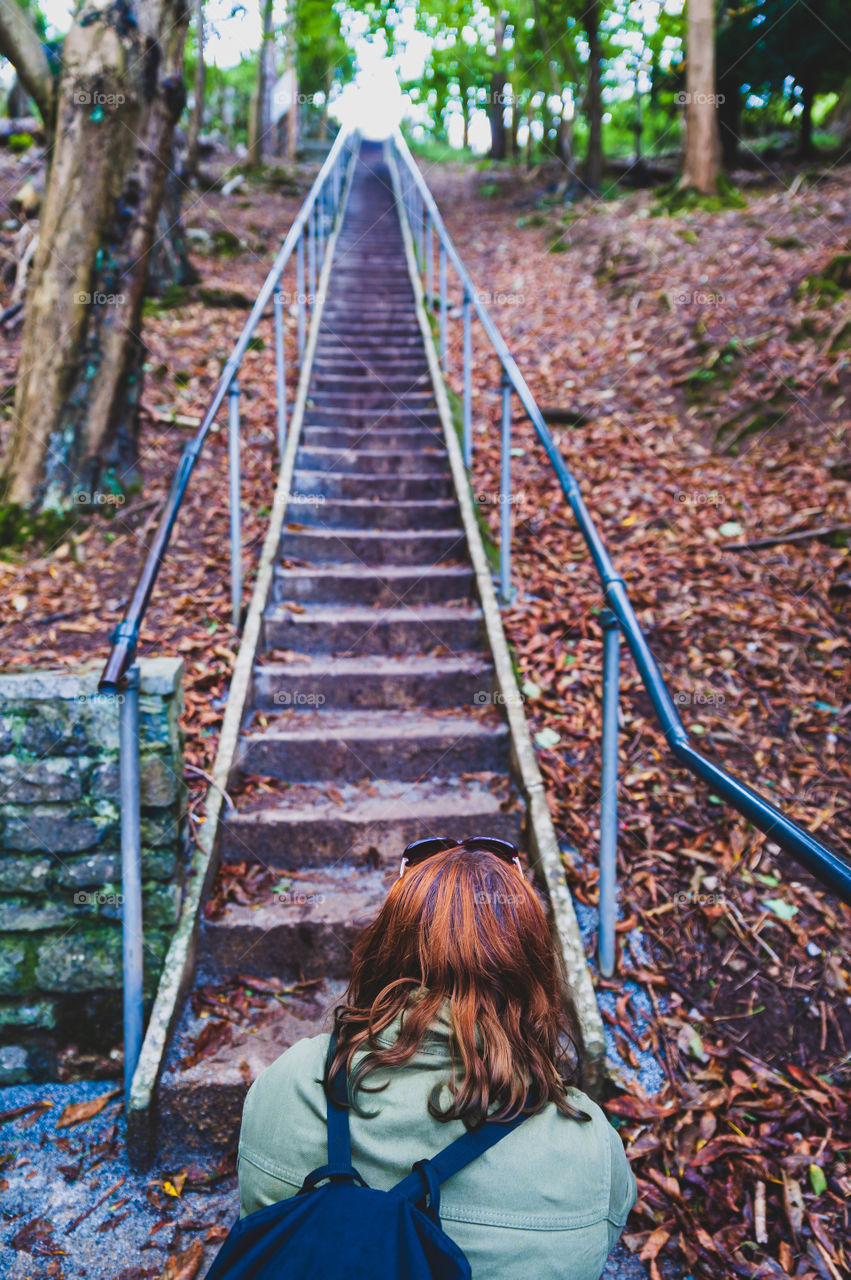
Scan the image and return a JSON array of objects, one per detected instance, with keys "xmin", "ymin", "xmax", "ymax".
[{"xmin": 27, "ymin": 0, "xmax": 689, "ymax": 147}]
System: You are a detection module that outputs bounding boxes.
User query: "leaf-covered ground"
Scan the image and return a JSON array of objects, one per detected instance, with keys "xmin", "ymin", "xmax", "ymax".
[
  {"xmin": 423, "ymin": 155, "xmax": 851, "ymax": 1280},
  {"xmin": 2, "ymin": 144, "xmax": 850, "ymax": 1279}
]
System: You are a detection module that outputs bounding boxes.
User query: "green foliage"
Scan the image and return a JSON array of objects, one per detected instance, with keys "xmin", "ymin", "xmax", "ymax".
[
  {"xmin": 651, "ymin": 176, "xmax": 747, "ymax": 216},
  {"xmin": 0, "ymin": 504, "xmax": 80, "ymax": 552},
  {"xmin": 142, "ymin": 285, "xmax": 192, "ymax": 317}
]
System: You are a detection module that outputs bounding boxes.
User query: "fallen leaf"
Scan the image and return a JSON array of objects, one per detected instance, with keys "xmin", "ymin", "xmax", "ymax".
[
  {"xmin": 55, "ymin": 1089, "xmax": 120, "ymax": 1129},
  {"xmin": 159, "ymin": 1238, "xmax": 203, "ymax": 1280}
]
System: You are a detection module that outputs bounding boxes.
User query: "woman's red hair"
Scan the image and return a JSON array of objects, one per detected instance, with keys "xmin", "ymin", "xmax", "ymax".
[{"xmin": 322, "ymin": 846, "xmax": 590, "ymax": 1129}]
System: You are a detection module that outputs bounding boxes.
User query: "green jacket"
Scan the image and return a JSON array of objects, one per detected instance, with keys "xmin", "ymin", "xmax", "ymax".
[{"xmin": 238, "ymin": 1003, "xmax": 637, "ymax": 1279}]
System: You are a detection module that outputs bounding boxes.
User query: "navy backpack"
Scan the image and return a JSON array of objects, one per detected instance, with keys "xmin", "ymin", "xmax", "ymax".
[{"xmin": 202, "ymin": 1029, "xmax": 529, "ymax": 1279}]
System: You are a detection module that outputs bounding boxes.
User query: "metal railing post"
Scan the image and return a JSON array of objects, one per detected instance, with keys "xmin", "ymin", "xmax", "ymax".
[
  {"xmin": 308, "ymin": 204, "xmax": 317, "ymax": 307},
  {"xmin": 297, "ymin": 233, "xmax": 306, "ymax": 362},
  {"xmin": 500, "ymin": 374, "xmax": 512, "ymax": 602},
  {"xmin": 426, "ymin": 213, "xmax": 434, "ymax": 308},
  {"xmin": 439, "ymin": 243, "xmax": 448, "ymax": 368},
  {"xmin": 463, "ymin": 291, "xmax": 473, "ymax": 467},
  {"xmin": 119, "ymin": 665, "xmax": 143, "ymax": 1110},
  {"xmin": 598, "ymin": 608, "xmax": 621, "ymax": 978},
  {"xmin": 273, "ymin": 284, "xmax": 286, "ymax": 456},
  {"xmin": 228, "ymin": 377, "xmax": 242, "ymax": 628},
  {"xmin": 316, "ymin": 191, "xmax": 323, "ymax": 271}
]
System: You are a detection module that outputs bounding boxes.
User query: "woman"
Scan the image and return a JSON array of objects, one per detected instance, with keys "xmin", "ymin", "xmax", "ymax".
[{"xmin": 238, "ymin": 837, "xmax": 636, "ymax": 1279}]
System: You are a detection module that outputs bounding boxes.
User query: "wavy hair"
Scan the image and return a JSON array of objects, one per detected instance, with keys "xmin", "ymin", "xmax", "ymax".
[{"xmin": 321, "ymin": 846, "xmax": 590, "ymax": 1129}]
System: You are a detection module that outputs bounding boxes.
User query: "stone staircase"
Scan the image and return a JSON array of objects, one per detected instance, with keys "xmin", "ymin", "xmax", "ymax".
[{"xmin": 152, "ymin": 143, "xmax": 526, "ymax": 1160}]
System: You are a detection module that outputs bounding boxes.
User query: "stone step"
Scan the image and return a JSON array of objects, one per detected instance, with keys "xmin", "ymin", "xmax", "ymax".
[
  {"xmin": 312, "ymin": 356, "xmax": 429, "ymax": 373},
  {"xmin": 198, "ymin": 865, "xmax": 393, "ymax": 982},
  {"xmin": 263, "ymin": 603, "xmax": 484, "ymax": 654},
  {"xmin": 272, "ymin": 563, "xmax": 474, "ymax": 606},
  {"xmin": 307, "ymin": 390, "xmax": 435, "ymax": 412},
  {"xmin": 319, "ymin": 325, "xmax": 424, "ymax": 343},
  {"xmin": 295, "ymin": 445, "xmax": 447, "ymax": 475},
  {"xmin": 235, "ymin": 707, "xmax": 510, "ymax": 782},
  {"xmin": 219, "ymin": 774, "xmax": 525, "ymax": 866},
  {"xmin": 321, "ymin": 307, "xmax": 419, "ymax": 322},
  {"xmin": 155, "ymin": 981, "xmax": 345, "ymax": 1161},
  {"xmin": 278, "ymin": 525, "xmax": 466, "ymax": 566},
  {"xmin": 253, "ymin": 653, "xmax": 493, "ymax": 711},
  {"xmin": 312, "ymin": 352, "xmax": 427, "ymax": 368},
  {"xmin": 304, "ymin": 407, "xmax": 440, "ymax": 430},
  {"xmin": 315, "ymin": 337, "xmax": 426, "ymax": 356},
  {"xmin": 311, "ymin": 374, "xmax": 432, "ymax": 396},
  {"xmin": 293, "ymin": 466, "xmax": 450, "ymax": 498},
  {"xmin": 299, "ymin": 427, "xmax": 443, "ymax": 452},
  {"xmin": 285, "ymin": 498, "xmax": 458, "ymax": 531}
]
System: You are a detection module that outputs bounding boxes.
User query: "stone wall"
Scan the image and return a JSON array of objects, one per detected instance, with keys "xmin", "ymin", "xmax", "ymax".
[{"xmin": 0, "ymin": 659, "xmax": 187, "ymax": 1084}]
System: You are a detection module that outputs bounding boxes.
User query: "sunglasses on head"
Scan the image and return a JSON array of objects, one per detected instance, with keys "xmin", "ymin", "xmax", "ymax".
[{"xmin": 398, "ymin": 836, "xmax": 524, "ymax": 879}]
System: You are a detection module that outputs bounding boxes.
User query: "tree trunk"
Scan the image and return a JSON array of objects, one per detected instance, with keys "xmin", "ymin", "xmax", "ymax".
[
  {"xmin": 150, "ymin": 132, "xmax": 201, "ymax": 293},
  {"xmin": 284, "ymin": 9, "xmax": 298, "ymax": 163},
  {"xmin": 184, "ymin": 0, "xmax": 205, "ymax": 182},
  {"xmin": 0, "ymin": 0, "xmax": 55, "ymax": 127},
  {"xmin": 681, "ymin": 0, "xmax": 721, "ymax": 194},
  {"xmin": 583, "ymin": 0, "xmax": 603, "ymax": 189},
  {"xmin": 0, "ymin": 0, "xmax": 189, "ymax": 512},
  {"xmin": 248, "ymin": 0, "xmax": 274, "ymax": 167},
  {"xmin": 555, "ymin": 98, "xmax": 574, "ymax": 189},
  {"xmin": 489, "ymin": 13, "xmax": 507, "ymax": 160},
  {"xmin": 510, "ymin": 93, "xmax": 520, "ymax": 156},
  {"xmin": 318, "ymin": 65, "xmax": 332, "ymax": 143},
  {"xmin": 286, "ymin": 69, "xmax": 298, "ymax": 159},
  {"xmin": 717, "ymin": 75, "xmax": 740, "ymax": 168},
  {"xmin": 526, "ymin": 94, "xmax": 535, "ymax": 167},
  {"xmin": 633, "ymin": 61, "xmax": 643, "ymax": 168},
  {"xmin": 797, "ymin": 80, "xmax": 814, "ymax": 159}
]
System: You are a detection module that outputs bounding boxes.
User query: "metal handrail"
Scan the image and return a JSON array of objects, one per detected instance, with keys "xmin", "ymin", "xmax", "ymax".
[
  {"xmin": 390, "ymin": 127, "xmax": 851, "ymax": 935},
  {"xmin": 100, "ymin": 125, "xmax": 357, "ymax": 694}
]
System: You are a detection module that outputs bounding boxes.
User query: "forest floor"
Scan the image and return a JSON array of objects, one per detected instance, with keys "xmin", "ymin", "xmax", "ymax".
[{"xmin": 2, "ymin": 143, "xmax": 850, "ymax": 1280}]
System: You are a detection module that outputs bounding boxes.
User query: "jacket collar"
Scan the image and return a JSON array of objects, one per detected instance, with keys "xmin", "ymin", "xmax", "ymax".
[{"xmin": 370, "ymin": 993, "xmax": 483, "ymax": 1056}]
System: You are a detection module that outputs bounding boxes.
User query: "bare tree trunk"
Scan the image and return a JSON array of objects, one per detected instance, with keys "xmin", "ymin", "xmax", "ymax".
[
  {"xmin": 797, "ymin": 80, "xmax": 815, "ymax": 159},
  {"xmin": 555, "ymin": 97, "xmax": 574, "ymax": 190},
  {"xmin": 510, "ymin": 92, "xmax": 520, "ymax": 156},
  {"xmin": 248, "ymin": 0, "xmax": 274, "ymax": 167},
  {"xmin": 582, "ymin": 0, "xmax": 603, "ymax": 189},
  {"xmin": 184, "ymin": 0, "xmax": 205, "ymax": 182},
  {"xmin": 318, "ymin": 65, "xmax": 332, "ymax": 143},
  {"xmin": 0, "ymin": 0, "xmax": 189, "ymax": 512},
  {"xmin": 525, "ymin": 93, "xmax": 535, "ymax": 167},
  {"xmin": 0, "ymin": 0, "xmax": 55, "ymax": 127},
  {"xmin": 286, "ymin": 71, "xmax": 298, "ymax": 159},
  {"xmin": 717, "ymin": 72, "xmax": 740, "ymax": 168},
  {"xmin": 284, "ymin": 5, "xmax": 298, "ymax": 163},
  {"xmin": 633, "ymin": 60, "xmax": 643, "ymax": 168},
  {"xmin": 681, "ymin": 0, "xmax": 721, "ymax": 194},
  {"xmin": 489, "ymin": 13, "xmax": 507, "ymax": 161}
]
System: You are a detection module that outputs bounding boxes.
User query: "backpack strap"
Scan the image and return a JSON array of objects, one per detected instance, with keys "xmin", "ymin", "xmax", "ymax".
[
  {"xmin": 324, "ymin": 1028, "xmax": 352, "ymax": 1168},
  {"xmin": 389, "ymin": 1106, "xmax": 530, "ymax": 1205}
]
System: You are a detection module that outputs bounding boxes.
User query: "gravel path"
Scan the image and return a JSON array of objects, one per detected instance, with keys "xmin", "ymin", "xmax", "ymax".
[{"xmin": 0, "ymin": 1080, "xmax": 237, "ymax": 1279}]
